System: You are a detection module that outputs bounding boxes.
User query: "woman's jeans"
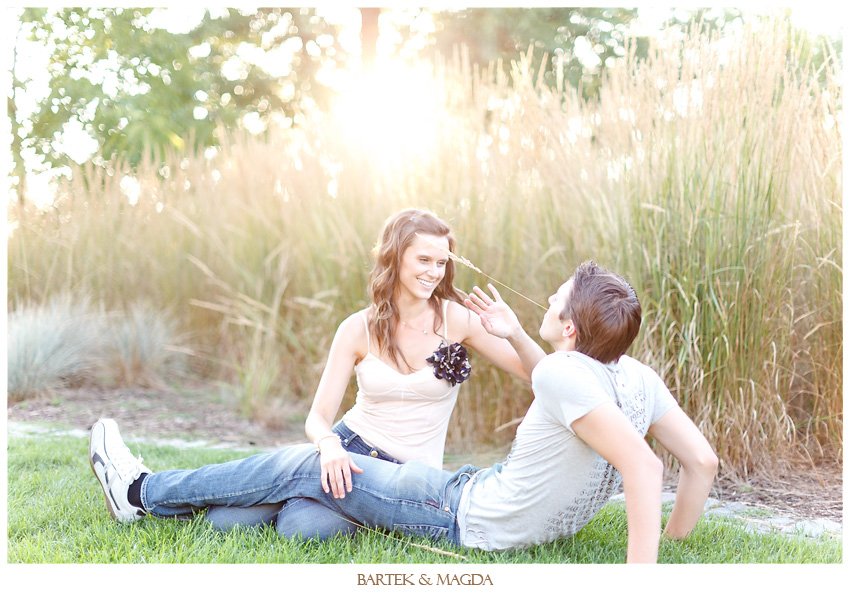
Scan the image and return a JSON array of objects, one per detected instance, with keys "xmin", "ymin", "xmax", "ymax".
[
  {"xmin": 144, "ymin": 424, "xmax": 478, "ymax": 545},
  {"xmin": 205, "ymin": 421, "xmax": 401, "ymax": 539}
]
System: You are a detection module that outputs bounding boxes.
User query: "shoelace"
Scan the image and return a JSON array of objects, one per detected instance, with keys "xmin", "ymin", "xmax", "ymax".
[{"xmin": 110, "ymin": 443, "xmax": 146, "ymax": 482}]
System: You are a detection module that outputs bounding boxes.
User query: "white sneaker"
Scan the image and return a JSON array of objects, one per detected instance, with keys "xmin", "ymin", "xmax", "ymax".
[{"xmin": 89, "ymin": 418, "xmax": 152, "ymax": 523}]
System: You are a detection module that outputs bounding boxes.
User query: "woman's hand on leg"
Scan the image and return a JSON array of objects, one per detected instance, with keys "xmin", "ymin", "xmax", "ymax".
[{"xmin": 320, "ymin": 442, "xmax": 363, "ymax": 498}]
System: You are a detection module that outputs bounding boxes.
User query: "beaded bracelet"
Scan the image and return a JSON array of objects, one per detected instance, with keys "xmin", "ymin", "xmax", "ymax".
[{"xmin": 315, "ymin": 434, "xmax": 341, "ymax": 453}]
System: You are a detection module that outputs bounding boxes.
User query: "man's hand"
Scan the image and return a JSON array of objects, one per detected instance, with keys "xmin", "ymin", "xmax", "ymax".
[{"xmin": 464, "ymin": 284, "xmax": 522, "ymax": 340}]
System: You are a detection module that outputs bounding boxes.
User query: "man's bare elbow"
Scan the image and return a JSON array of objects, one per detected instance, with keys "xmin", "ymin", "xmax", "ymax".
[
  {"xmin": 637, "ymin": 452, "xmax": 664, "ymax": 483},
  {"xmin": 690, "ymin": 446, "xmax": 718, "ymax": 480},
  {"xmin": 703, "ymin": 449, "xmax": 719, "ymax": 477},
  {"xmin": 621, "ymin": 453, "xmax": 663, "ymax": 495},
  {"xmin": 650, "ymin": 453, "xmax": 665, "ymax": 481}
]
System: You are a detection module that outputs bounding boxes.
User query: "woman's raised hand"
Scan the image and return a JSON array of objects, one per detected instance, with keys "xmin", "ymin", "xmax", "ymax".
[{"xmin": 465, "ymin": 284, "xmax": 522, "ymax": 340}]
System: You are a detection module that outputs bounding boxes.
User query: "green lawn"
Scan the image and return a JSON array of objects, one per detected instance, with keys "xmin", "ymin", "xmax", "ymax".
[{"xmin": 7, "ymin": 431, "xmax": 842, "ymax": 564}]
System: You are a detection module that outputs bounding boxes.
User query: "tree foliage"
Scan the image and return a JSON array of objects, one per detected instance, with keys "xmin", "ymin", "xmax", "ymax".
[
  {"xmin": 10, "ymin": 7, "xmax": 646, "ymax": 196},
  {"xmin": 427, "ymin": 7, "xmax": 646, "ymax": 97},
  {"xmin": 10, "ymin": 6, "xmax": 839, "ymax": 206},
  {"xmin": 658, "ymin": 7, "xmax": 842, "ymax": 90},
  {"xmin": 11, "ymin": 7, "xmax": 348, "ymax": 178}
]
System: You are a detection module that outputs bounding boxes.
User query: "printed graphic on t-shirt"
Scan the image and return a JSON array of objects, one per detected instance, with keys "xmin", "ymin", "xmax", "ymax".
[
  {"xmin": 621, "ymin": 387, "xmax": 648, "ymax": 433},
  {"xmin": 543, "ymin": 378, "xmax": 647, "ymax": 537},
  {"xmin": 543, "ymin": 456, "xmax": 622, "ymax": 537}
]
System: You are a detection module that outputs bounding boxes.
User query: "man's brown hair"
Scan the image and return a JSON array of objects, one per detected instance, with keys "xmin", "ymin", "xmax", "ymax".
[{"xmin": 560, "ymin": 261, "xmax": 641, "ymax": 363}]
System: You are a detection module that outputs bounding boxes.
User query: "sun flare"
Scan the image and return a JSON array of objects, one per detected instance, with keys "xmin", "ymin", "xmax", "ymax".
[{"xmin": 332, "ymin": 60, "xmax": 443, "ymax": 164}]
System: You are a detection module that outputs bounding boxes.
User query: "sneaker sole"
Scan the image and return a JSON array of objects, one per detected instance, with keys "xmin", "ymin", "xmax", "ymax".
[
  {"xmin": 89, "ymin": 454, "xmax": 120, "ymax": 521},
  {"xmin": 89, "ymin": 422, "xmax": 122, "ymax": 522}
]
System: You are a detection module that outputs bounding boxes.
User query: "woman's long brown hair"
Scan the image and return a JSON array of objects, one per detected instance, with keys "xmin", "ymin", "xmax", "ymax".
[{"xmin": 367, "ymin": 208, "xmax": 466, "ymax": 371}]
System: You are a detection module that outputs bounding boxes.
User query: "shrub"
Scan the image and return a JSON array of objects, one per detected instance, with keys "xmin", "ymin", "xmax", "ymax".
[
  {"xmin": 7, "ymin": 297, "xmax": 188, "ymax": 399},
  {"xmin": 100, "ymin": 302, "xmax": 187, "ymax": 387},
  {"xmin": 7, "ymin": 295, "xmax": 103, "ymax": 401}
]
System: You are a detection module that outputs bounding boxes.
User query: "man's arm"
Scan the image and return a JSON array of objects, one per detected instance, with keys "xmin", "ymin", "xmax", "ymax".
[
  {"xmin": 571, "ymin": 402, "xmax": 665, "ymax": 563},
  {"xmin": 647, "ymin": 405, "xmax": 718, "ymax": 539}
]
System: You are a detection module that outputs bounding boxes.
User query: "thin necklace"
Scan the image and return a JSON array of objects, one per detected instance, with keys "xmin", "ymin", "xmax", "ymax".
[{"xmin": 401, "ymin": 319, "xmax": 428, "ymax": 335}]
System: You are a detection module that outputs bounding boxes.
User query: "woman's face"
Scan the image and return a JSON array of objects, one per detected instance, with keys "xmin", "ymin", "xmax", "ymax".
[{"xmin": 396, "ymin": 233, "xmax": 450, "ymax": 302}]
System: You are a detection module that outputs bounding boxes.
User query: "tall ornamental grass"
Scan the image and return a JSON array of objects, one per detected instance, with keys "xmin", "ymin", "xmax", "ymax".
[
  {"xmin": 595, "ymin": 19, "xmax": 843, "ymax": 474},
  {"xmin": 7, "ymin": 15, "xmax": 841, "ymax": 477},
  {"xmin": 7, "ymin": 295, "xmax": 103, "ymax": 400},
  {"xmin": 6, "ymin": 297, "xmax": 186, "ymax": 401}
]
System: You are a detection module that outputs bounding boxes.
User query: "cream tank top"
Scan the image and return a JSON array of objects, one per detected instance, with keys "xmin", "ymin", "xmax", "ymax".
[{"xmin": 341, "ymin": 301, "xmax": 462, "ymax": 469}]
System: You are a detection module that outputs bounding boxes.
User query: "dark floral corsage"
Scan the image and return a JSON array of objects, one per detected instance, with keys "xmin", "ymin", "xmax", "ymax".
[{"xmin": 425, "ymin": 341, "xmax": 471, "ymax": 387}]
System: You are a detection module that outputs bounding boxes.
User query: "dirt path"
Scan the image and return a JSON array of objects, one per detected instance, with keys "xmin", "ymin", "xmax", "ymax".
[
  {"xmin": 7, "ymin": 385, "xmax": 308, "ymax": 449},
  {"xmin": 7, "ymin": 384, "xmax": 842, "ymax": 525}
]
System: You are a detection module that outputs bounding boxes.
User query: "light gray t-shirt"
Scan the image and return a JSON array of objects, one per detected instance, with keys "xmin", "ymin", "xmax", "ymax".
[{"xmin": 456, "ymin": 351, "xmax": 677, "ymax": 551}]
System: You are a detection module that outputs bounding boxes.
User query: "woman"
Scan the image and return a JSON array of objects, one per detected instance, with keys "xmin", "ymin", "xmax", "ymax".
[{"xmin": 205, "ymin": 208, "xmax": 545, "ymax": 539}]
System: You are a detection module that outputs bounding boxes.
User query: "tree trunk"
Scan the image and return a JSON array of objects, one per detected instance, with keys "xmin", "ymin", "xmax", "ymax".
[
  {"xmin": 359, "ymin": 8, "xmax": 380, "ymax": 71},
  {"xmin": 10, "ymin": 18, "xmax": 27, "ymax": 205}
]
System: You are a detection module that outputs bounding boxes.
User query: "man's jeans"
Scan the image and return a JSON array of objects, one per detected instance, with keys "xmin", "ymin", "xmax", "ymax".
[
  {"xmin": 140, "ymin": 442, "xmax": 479, "ymax": 546},
  {"xmin": 204, "ymin": 421, "xmax": 404, "ymax": 539}
]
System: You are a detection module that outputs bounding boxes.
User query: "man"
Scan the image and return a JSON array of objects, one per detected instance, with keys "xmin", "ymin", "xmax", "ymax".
[{"xmin": 90, "ymin": 262, "xmax": 717, "ymax": 563}]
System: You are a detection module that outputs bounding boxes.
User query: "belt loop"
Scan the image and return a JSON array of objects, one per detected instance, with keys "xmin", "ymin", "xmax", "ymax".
[{"xmin": 334, "ymin": 421, "xmax": 352, "ymax": 447}]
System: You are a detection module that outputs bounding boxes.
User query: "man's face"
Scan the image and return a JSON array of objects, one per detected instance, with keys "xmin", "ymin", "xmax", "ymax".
[{"xmin": 539, "ymin": 280, "xmax": 573, "ymax": 346}]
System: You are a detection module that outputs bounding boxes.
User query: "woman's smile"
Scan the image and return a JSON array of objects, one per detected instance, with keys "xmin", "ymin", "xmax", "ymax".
[{"xmin": 397, "ymin": 233, "xmax": 449, "ymax": 300}]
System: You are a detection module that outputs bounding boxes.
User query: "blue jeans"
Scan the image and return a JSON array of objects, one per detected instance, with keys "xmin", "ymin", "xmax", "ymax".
[
  {"xmin": 205, "ymin": 421, "xmax": 402, "ymax": 539},
  {"xmin": 141, "ymin": 436, "xmax": 479, "ymax": 546}
]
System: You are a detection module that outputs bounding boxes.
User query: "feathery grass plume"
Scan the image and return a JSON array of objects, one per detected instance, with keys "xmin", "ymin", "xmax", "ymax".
[
  {"xmin": 415, "ymin": 232, "xmax": 546, "ymax": 310},
  {"xmin": 101, "ymin": 303, "xmax": 187, "ymax": 388},
  {"xmin": 7, "ymin": 295, "xmax": 104, "ymax": 401}
]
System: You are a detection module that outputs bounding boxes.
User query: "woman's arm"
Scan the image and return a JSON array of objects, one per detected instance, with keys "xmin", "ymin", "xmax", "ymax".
[
  {"xmin": 456, "ymin": 285, "xmax": 547, "ymax": 381},
  {"xmin": 304, "ymin": 312, "xmax": 366, "ymax": 498}
]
